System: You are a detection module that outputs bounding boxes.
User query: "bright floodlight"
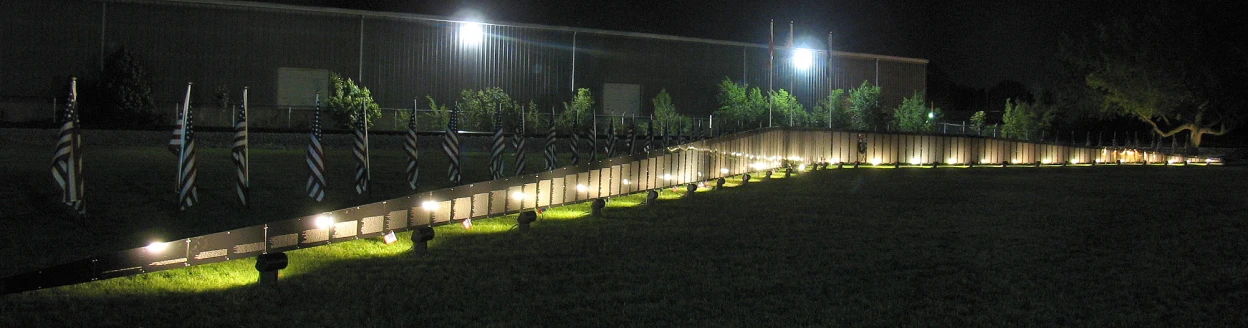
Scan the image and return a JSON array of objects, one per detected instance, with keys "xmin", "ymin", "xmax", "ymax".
[
  {"xmin": 512, "ymin": 191, "xmax": 527, "ymax": 200},
  {"xmin": 315, "ymin": 215, "xmax": 334, "ymax": 229},
  {"xmin": 871, "ymin": 158, "xmax": 882, "ymax": 166},
  {"xmin": 720, "ymin": 167, "xmax": 729, "ymax": 174},
  {"xmin": 146, "ymin": 241, "xmax": 168, "ymax": 253},
  {"xmin": 663, "ymin": 174, "xmax": 672, "ymax": 181},
  {"xmin": 575, "ymin": 184, "xmax": 587, "ymax": 192},
  {"xmin": 947, "ymin": 157, "xmax": 957, "ymax": 165},
  {"xmin": 460, "ymin": 22, "xmax": 484, "ymax": 45},
  {"xmin": 622, "ymin": 179, "xmax": 631, "ymax": 185},
  {"xmin": 910, "ymin": 156, "xmax": 921, "ymax": 165},
  {"xmin": 421, "ymin": 200, "xmax": 440, "ymax": 211},
  {"xmin": 792, "ymin": 48, "xmax": 814, "ymax": 70},
  {"xmin": 928, "ymin": 111, "xmax": 935, "ymax": 120},
  {"xmin": 798, "ymin": 164, "xmax": 806, "ymax": 171}
]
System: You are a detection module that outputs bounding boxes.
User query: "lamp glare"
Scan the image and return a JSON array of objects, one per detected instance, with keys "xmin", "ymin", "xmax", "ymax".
[
  {"xmin": 576, "ymin": 184, "xmax": 587, "ymax": 192},
  {"xmin": 460, "ymin": 22, "xmax": 484, "ymax": 45},
  {"xmin": 793, "ymin": 48, "xmax": 814, "ymax": 70},
  {"xmin": 421, "ymin": 200, "xmax": 440, "ymax": 211},
  {"xmin": 720, "ymin": 167, "xmax": 729, "ymax": 174},
  {"xmin": 146, "ymin": 241, "xmax": 168, "ymax": 253},
  {"xmin": 512, "ymin": 191, "xmax": 526, "ymax": 200},
  {"xmin": 314, "ymin": 215, "xmax": 333, "ymax": 229}
]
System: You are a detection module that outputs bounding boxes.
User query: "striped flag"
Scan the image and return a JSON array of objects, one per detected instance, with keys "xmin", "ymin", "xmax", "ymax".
[
  {"xmin": 175, "ymin": 83, "xmax": 198, "ymax": 211},
  {"xmin": 675, "ymin": 124, "xmax": 683, "ymax": 145},
  {"xmin": 489, "ymin": 107, "xmax": 506, "ymax": 180},
  {"xmin": 353, "ymin": 100, "xmax": 370, "ymax": 194},
  {"xmin": 568, "ymin": 115, "xmax": 581, "ymax": 165},
  {"xmin": 646, "ymin": 116, "xmax": 655, "ymax": 152},
  {"xmin": 231, "ymin": 88, "xmax": 249, "ymax": 207},
  {"xmin": 662, "ymin": 124, "xmax": 670, "ymax": 148},
  {"xmin": 512, "ymin": 114, "xmax": 527, "ymax": 176},
  {"xmin": 443, "ymin": 103, "xmax": 462, "ymax": 184},
  {"xmin": 605, "ymin": 119, "xmax": 617, "ymax": 158},
  {"xmin": 627, "ymin": 117, "xmax": 636, "ymax": 155},
  {"xmin": 168, "ymin": 106, "xmax": 183, "ymax": 156},
  {"xmin": 51, "ymin": 78, "xmax": 84, "ymax": 216},
  {"xmin": 404, "ymin": 100, "xmax": 419, "ymax": 190},
  {"xmin": 543, "ymin": 112, "xmax": 557, "ymax": 171},
  {"xmin": 306, "ymin": 94, "xmax": 326, "ymax": 201},
  {"xmin": 587, "ymin": 115, "xmax": 598, "ymax": 162}
]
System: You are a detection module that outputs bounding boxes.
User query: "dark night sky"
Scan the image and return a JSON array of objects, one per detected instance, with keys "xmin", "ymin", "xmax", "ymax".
[{"xmin": 252, "ymin": 0, "xmax": 1206, "ymax": 89}]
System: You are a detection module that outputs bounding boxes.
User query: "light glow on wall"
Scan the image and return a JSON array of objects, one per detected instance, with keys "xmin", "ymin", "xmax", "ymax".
[
  {"xmin": 460, "ymin": 22, "xmax": 484, "ymax": 45},
  {"xmin": 793, "ymin": 48, "xmax": 814, "ymax": 70}
]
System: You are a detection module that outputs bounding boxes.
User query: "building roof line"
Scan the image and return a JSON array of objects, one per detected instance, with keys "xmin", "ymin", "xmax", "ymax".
[{"xmin": 110, "ymin": 0, "xmax": 928, "ymax": 64}]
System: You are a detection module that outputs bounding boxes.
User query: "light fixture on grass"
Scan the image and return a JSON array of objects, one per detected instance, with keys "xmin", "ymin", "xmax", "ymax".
[
  {"xmin": 646, "ymin": 190, "xmax": 659, "ymax": 206},
  {"xmin": 517, "ymin": 211, "xmax": 537, "ymax": 232},
  {"xmin": 254, "ymin": 252, "xmax": 289, "ymax": 285},
  {"xmin": 715, "ymin": 177, "xmax": 725, "ymax": 189},
  {"xmin": 684, "ymin": 183, "xmax": 697, "ymax": 197},
  {"xmin": 591, "ymin": 198, "xmax": 606, "ymax": 217},
  {"xmin": 871, "ymin": 158, "xmax": 882, "ymax": 166},
  {"xmin": 411, "ymin": 226, "xmax": 436, "ymax": 255},
  {"xmin": 910, "ymin": 156, "xmax": 921, "ymax": 165}
]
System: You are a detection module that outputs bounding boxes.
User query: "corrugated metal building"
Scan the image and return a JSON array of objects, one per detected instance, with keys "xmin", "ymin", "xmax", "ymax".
[{"xmin": 1, "ymin": 0, "xmax": 926, "ymax": 128}]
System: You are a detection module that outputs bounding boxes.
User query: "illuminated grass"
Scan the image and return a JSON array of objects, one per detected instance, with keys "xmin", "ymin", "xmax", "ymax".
[{"xmin": 3, "ymin": 143, "xmax": 1246, "ymax": 326}]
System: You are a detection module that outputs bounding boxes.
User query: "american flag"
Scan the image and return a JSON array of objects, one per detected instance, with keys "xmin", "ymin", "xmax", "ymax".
[
  {"xmin": 175, "ymin": 83, "xmax": 198, "ymax": 211},
  {"xmin": 353, "ymin": 101, "xmax": 370, "ymax": 194},
  {"xmin": 404, "ymin": 102, "xmax": 419, "ymax": 190},
  {"xmin": 675, "ymin": 124, "xmax": 683, "ymax": 146},
  {"xmin": 51, "ymin": 78, "xmax": 84, "ymax": 216},
  {"xmin": 543, "ymin": 113, "xmax": 557, "ymax": 171},
  {"xmin": 568, "ymin": 115, "xmax": 581, "ymax": 165},
  {"xmin": 645, "ymin": 116, "xmax": 655, "ymax": 153},
  {"xmin": 626, "ymin": 117, "xmax": 636, "ymax": 155},
  {"xmin": 231, "ymin": 88, "xmax": 249, "ymax": 207},
  {"xmin": 306, "ymin": 94, "xmax": 326, "ymax": 202},
  {"xmin": 512, "ymin": 114, "xmax": 527, "ymax": 176},
  {"xmin": 662, "ymin": 124, "xmax": 670, "ymax": 148},
  {"xmin": 443, "ymin": 103, "xmax": 462, "ymax": 184},
  {"xmin": 168, "ymin": 108, "xmax": 183, "ymax": 156},
  {"xmin": 489, "ymin": 107, "xmax": 506, "ymax": 180},
  {"xmin": 605, "ymin": 119, "xmax": 617, "ymax": 158},
  {"xmin": 587, "ymin": 115, "xmax": 597, "ymax": 162}
]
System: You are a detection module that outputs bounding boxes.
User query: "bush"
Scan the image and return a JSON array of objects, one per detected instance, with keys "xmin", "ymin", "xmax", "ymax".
[
  {"xmin": 811, "ymin": 89, "xmax": 848, "ymax": 129},
  {"xmin": 1001, "ymin": 98, "xmax": 1056, "ymax": 141},
  {"xmin": 557, "ymin": 88, "xmax": 594, "ymax": 131},
  {"xmin": 714, "ymin": 78, "xmax": 767, "ymax": 131},
  {"xmin": 653, "ymin": 89, "xmax": 690, "ymax": 133},
  {"xmin": 94, "ymin": 47, "xmax": 159, "ymax": 129},
  {"xmin": 326, "ymin": 73, "xmax": 380, "ymax": 130},
  {"xmin": 847, "ymin": 81, "xmax": 884, "ymax": 130},
  {"xmin": 769, "ymin": 89, "xmax": 807, "ymax": 127},
  {"xmin": 892, "ymin": 92, "xmax": 940, "ymax": 133},
  {"xmin": 970, "ymin": 111, "xmax": 987, "ymax": 134}
]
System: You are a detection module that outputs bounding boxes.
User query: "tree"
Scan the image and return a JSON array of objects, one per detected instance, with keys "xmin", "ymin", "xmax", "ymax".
[
  {"xmin": 653, "ymin": 89, "xmax": 689, "ymax": 133},
  {"xmin": 457, "ymin": 87, "xmax": 520, "ymax": 131},
  {"xmin": 1064, "ymin": 3, "xmax": 1245, "ymax": 149},
  {"xmin": 769, "ymin": 89, "xmax": 806, "ymax": 127},
  {"xmin": 557, "ymin": 88, "xmax": 594, "ymax": 130},
  {"xmin": 893, "ymin": 92, "xmax": 940, "ymax": 133},
  {"xmin": 1001, "ymin": 98, "xmax": 1056, "ymax": 141},
  {"xmin": 96, "ymin": 47, "xmax": 159, "ymax": 129},
  {"xmin": 970, "ymin": 111, "xmax": 987, "ymax": 134},
  {"xmin": 811, "ymin": 89, "xmax": 848, "ymax": 129},
  {"xmin": 714, "ymin": 78, "xmax": 766, "ymax": 131},
  {"xmin": 847, "ymin": 81, "xmax": 884, "ymax": 130},
  {"xmin": 326, "ymin": 73, "xmax": 380, "ymax": 130}
]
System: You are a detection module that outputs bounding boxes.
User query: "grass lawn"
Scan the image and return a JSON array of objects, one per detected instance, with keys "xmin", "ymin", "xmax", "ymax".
[{"xmin": 2, "ymin": 143, "xmax": 1247, "ymax": 326}]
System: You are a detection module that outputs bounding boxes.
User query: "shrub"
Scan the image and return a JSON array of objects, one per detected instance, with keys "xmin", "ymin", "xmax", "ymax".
[{"xmin": 326, "ymin": 73, "xmax": 380, "ymax": 130}]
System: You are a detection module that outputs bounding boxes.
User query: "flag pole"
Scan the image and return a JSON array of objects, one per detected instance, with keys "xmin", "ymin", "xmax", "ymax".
[{"xmin": 243, "ymin": 86, "xmax": 250, "ymax": 207}]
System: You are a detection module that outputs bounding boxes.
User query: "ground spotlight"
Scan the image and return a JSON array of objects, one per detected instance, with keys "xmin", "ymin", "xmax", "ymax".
[
  {"xmin": 684, "ymin": 183, "xmax": 697, "ymax": 197},
  {"xmin": 715, "ymin": 177, "xmax": 725, "ymax": 190},
  {"xmin": 411, "ymin": 226, "xmax": 435, "ymax": 255},
  {"xmin": 517, "ymin": 211, "xmax": 537, "ymax": 232},
  {"xmin": 254, "ymin": 252, "xmax": 289, "ymax": 285},
  {"xmin": 646, "ymin": 190, "xmax": 659, "ymax": 206},
  {"xmin": 591, "ymin": 198, "xmax": 606, "ymax": 217}
]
